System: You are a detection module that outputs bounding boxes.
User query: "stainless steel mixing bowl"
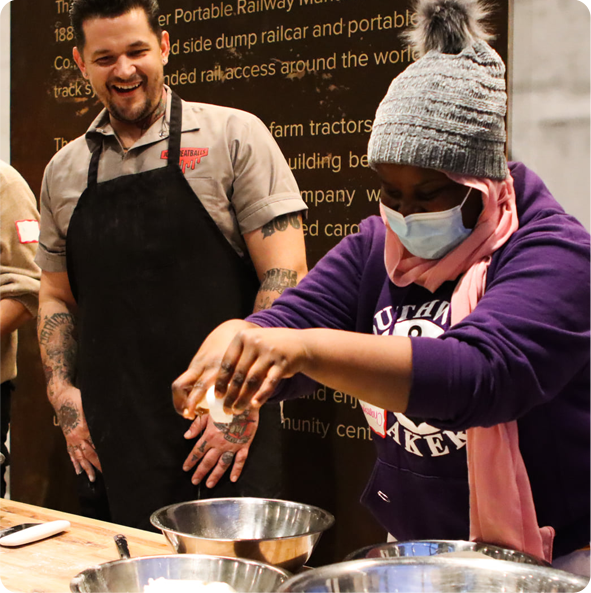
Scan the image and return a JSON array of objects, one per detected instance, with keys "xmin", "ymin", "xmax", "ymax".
[
  {"xmin": 345, "ymin": 539, "xmax": 549, "ymax": 566},
  {"xmin": 277, "ymin": 556, "xmax": 589, "ymax": 592},
  {"xmin": 150, "ymin": 497, "xmax": 335, "ymax": 572},
  {"xmin": 70, "ymin": 553, "xmax": 290, "ymax": 592}
]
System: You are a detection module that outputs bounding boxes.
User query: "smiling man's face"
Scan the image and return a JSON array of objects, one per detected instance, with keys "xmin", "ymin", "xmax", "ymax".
[{"xmin": 73, "ymin": 7, "xmax": 169, "ymax": 127}]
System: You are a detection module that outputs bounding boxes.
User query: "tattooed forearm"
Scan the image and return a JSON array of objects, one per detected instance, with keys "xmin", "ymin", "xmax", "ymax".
[
  {"xmin": 213, "ymin": 411, "xmax": 255, "ymax": 445},
  {"xmin": 57, "ymin": 401, "xmax": 80, "ymax": 435},
  {"xmin": 260, "ymin": 268, "xmax": 297, "ymax": 294},
  {"xmin": 42, "ymin": 363, "xmax": 54, "ymax": 385},
  {"xmin": 254, "ymin": 268, "xmax": 298, "ymax": 312},
  {"xmin": 261, "ymin": 213, "xmax": 301, "ymax": 238},
  {"xmin": 255, "ymin": 296, "xmax": 274, "ymax": 311},
  {"xmin": 38, "ymin": 312, "xmax": 76, "ymax": 346},
  {"xmin": 38, "ymin": 311, "xmax": 78, "ymax": 396}
]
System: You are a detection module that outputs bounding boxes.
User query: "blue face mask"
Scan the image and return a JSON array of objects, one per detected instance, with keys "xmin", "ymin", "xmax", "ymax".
[{"xmin": 382, "ymin": 187, "xmax": 473, "ymax": 260}]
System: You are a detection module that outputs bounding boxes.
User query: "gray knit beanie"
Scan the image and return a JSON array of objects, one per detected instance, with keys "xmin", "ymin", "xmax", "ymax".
[{"xmin": 368, "ymin": 0, "xmax": 508, "ymax": 180}]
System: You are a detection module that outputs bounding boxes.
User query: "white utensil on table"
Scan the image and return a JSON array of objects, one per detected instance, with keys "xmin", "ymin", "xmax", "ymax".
[{"xmin": 0, "ymin": 520, "xmax": 70, "ymax": 546}]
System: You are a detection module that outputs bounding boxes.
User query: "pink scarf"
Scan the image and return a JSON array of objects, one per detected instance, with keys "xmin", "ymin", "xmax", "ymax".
[{"xmin": 381, "ymin": 172, "xmax": 554, "ymax": 562}]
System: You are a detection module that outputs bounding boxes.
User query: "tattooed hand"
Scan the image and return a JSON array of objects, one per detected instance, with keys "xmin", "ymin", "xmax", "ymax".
[
  {"xmin": 54, "ymin": 385, "xmax": 101, "ymax": 481},
  {"xmin": 182, "ymin": 408, "xmax": 259, "ymax": 488}
]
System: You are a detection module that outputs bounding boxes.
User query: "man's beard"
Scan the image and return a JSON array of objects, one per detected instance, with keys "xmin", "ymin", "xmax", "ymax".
[
  {"xmin": 106, "ymin": 77, "xmax": 163, "ymax": 127},
  {"xmin": 107, "ymin": 95, "xmax": 155, "ymax": 125}
]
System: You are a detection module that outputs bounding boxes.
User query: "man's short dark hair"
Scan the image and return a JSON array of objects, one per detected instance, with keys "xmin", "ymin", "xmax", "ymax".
[{"xmin": 70, "ymin": 0, "xmax": 162, "ymax": 50}]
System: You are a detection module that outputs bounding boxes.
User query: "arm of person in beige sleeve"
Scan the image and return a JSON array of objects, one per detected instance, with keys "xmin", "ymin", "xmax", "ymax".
[
  {"xmin": 0, "ymin": 160, "xmax": 42, "ymax": 495},
  {"xmin": 0, "ymin": 161, "xmax": 42, "ymax": 373}
]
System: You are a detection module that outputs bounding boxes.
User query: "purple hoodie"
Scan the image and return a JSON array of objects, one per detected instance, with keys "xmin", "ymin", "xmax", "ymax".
[{"xmin": 248, "ymin": 163, "xmax": 590, "ymax": 558}]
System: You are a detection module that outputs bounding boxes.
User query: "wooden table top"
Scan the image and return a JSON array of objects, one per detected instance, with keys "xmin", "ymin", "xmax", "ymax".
[{"xmin": 0, "ymin": 499, "xmax": 172, "ymax": 593}]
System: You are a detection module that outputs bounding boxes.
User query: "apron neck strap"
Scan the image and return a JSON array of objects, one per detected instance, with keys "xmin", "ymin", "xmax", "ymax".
[
  {"xmin": 88, "ymin": 142, "xmax": 101, "ymax": 187},
  {"xmin": 167, "ymin": 91, "xmax": 183, "ymax": 167},
  {"xmin": 87, "ymin": 90, "xmax": 184, "ymax": 186}
]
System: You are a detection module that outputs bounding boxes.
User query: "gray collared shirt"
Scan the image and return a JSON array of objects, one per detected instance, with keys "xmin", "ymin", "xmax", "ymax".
[{"xmin": 36, "ymin": 87, "xmax": 306, "ymax": 272}]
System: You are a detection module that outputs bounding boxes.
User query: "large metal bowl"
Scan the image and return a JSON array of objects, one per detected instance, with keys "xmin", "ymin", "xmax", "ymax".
[
  {"xmin": 277, "ymin": 557, "xmax": 590, "ymax": 592},
  {"xmin": 70, "ymin": 553, "xmax": 290, "ymax": 592},
  {"xmin": 345, "ymin": 539, "xmax": 549, "ymax": 566},
  {"xmin": 150, "ymin": 498, "xmax": 335, "ymax": 572}
]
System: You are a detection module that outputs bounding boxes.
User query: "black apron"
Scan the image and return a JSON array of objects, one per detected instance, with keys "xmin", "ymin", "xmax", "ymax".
[{"xmin": 66, "ymin": 93, "xmax": 283, "ymax": 530}]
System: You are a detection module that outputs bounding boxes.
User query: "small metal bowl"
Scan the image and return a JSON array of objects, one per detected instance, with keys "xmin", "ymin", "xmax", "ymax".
[
  {"xmin": 277, "ymin": 556, "xmax": 589, "ymax": 592},
  {"xmin": 345, "ymin": 539, "xmax": 549, "ymax": 566},
  {"xmin": 70, "ymin": 553, "xmax": 290, "ymax": 592},
  {"xmin": 150, "ymin": 497, "xmax": 335, "ymax": 572}
]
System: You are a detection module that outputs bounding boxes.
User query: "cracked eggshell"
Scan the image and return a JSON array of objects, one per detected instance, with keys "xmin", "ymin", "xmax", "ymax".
[{"xmin": 205, "ymin": 385, "xmax": 234, "ymax": 424}]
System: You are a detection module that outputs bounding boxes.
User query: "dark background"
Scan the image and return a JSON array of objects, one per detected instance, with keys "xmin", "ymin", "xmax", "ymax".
[{"xmin": 10, "ymin": 0, "xmax": 508, "ymax": 565}]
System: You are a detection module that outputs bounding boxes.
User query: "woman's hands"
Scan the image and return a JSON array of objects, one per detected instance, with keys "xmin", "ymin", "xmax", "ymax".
[
  {"xmin": 172, "ymin": 319, "xmax": 255, "ymax": 418},
  {"xmin": 213, "ymin": 326, "xmax": 310, "ymax": 412},
  {"xmin": 173, "ymin": 321, "xmax": 413, "ymax": 425},
  {"xmin": 172, "ymin": 320, "xmax": 310, "ymax": 417}
]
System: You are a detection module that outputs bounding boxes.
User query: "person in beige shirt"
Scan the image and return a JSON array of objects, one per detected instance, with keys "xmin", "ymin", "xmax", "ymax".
[{"xmin": 0, "ymin": 160, "xmax": 41, "ymax": 497}]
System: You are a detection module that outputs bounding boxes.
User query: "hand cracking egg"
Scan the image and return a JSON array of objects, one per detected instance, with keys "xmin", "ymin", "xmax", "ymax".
[
  {"xmin": 183, "ymin": 385, "xmax": 234, "ymax": 423},
  {"xmin": 205, "ymin": 385, "xmax": 234, "ymax": 423}
]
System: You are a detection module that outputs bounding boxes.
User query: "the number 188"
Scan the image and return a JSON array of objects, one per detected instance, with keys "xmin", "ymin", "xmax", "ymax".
[{"xmin": 55, "ymin": 26, "xmax": 74, "ymax": 42}]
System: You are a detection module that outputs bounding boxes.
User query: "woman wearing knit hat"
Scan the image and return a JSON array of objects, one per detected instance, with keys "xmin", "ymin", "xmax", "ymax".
[{"xmin": 173, "ymin": 0, "xmax": 590, "ymax": 574}]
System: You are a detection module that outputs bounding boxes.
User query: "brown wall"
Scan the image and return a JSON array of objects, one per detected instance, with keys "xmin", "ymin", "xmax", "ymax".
[{"xmin": 9, "ymin": 0, "xmax": 509, "ymax": 565}]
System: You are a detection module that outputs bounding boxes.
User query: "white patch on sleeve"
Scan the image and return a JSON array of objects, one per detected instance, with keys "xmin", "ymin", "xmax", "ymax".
[{"xmin": 15, "ymin": 220, "xmax": 40, "ymax": 244}]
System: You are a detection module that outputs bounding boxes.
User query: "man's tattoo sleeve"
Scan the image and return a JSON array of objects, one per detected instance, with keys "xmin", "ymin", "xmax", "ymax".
[
  {"xmin": 38, "ymin": 311, "xmax": 78, "ymax": 399},
  {"xmin": 254, "ymin": 268, "xmax": 298, "ymax": 311}
]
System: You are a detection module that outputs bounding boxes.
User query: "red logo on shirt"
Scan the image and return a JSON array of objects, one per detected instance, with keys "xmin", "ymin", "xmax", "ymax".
[{"xmin": 161, "ymin": 148, "xmax": 209, "ymax": 173}]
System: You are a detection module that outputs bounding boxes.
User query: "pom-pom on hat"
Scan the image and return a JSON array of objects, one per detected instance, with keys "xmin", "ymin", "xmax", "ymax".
[{"xmin": 368, "ymin": 0, "xmax": 508, "ymax": 180}]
